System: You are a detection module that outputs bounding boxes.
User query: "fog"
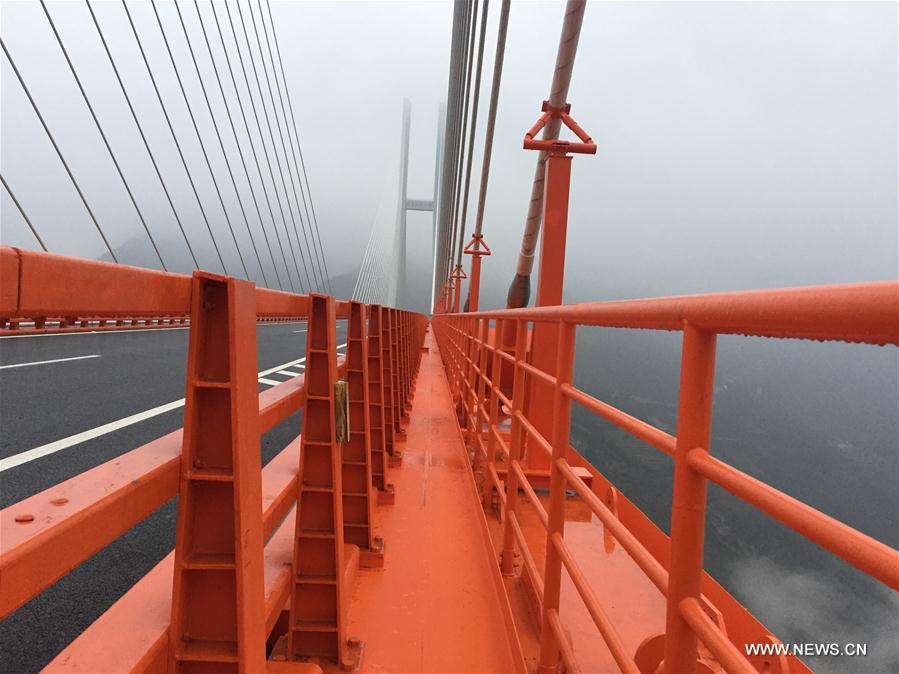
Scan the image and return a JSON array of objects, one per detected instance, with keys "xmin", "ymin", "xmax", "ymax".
[{"xmin": 2, "ymin": 1, "xmax": 897, "ymax": 672}]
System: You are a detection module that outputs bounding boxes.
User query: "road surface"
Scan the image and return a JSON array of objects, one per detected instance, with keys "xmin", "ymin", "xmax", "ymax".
[{"xmin": 0, "ymin": 321, "xmax": 346, "ymax": 673}]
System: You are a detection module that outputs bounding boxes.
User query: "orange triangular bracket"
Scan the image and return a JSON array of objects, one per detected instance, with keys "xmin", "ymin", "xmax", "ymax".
[
  {"xmin": 450, "ymin": 263, "xmax": 467, "ymax": 280},
  {"xmin": 523, "ymin": 100, "xmax": 597, "ymax": 156},
  {"xmin": 463, "ymin": 233, "xmax": 492, "ymax": 257}
]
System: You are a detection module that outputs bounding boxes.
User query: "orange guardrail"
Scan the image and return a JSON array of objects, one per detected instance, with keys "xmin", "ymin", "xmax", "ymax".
[
  {"xmin": 0, "ymin": 245, "xmax": 428, "ymax": 672},
  {"xmin": 431, "ymin": 280, "xmax": 899, "ymax": 674}
]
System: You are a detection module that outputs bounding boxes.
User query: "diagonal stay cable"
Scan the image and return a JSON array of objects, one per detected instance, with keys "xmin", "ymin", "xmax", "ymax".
[
  {"xmin": 208, "ymin": 0, "xmax": 295, "ymax": 291},
  {"xmin": 167, "ymin": 0, "xmax": 268, "ymax": 287},
  {"xmin": 264, "ymin": 0, "xmax": 332, "ymax": 294},
  {"xmin": 253, "ymin": 0, "xmax": 326, "ymax": 293},
  {"xmin": 246, "ymin": 0, "xmax": 320, "ymax": 292},
  {"xmin": 236, "ymin": 0, "xmax": 312, "ymax": 292},
  {"xmin": 40, "ymin": 0, "xmax": 166, "ymax": 269},
  {"xmin": 84, "ymin": 0, "xmax": 197, "ymax": 268},
  {"xmin": 149, "ymin": 0, "xmax": 249, "ymax": 280},
  {"xmin": 226, "ymin": 0, "xmax": 306, "ymax": 292},
  {"xmin": 119, "ymin": 0, "xmax": 228, "ymax": 275},
  {"xmin": 1, "ymin": 38, "xmax": 117, "ymax": 262},
  {"xmin": 455, "ymin": 0, "xmax": 489, "ymax": 268},
  {"xmin": 1, "ymin": 173, "xmax": 48, "ymax": 251},
  {"xmin": 190, "ymin": 0, "xmax": 282, "ymax": 289},
  {"xmin": 448, "ymin": 0, "xmax": 478, "ymax": 286},
  {"xmin": 443, "ymin": 0, "xmax": 475, "ymax": 288}
]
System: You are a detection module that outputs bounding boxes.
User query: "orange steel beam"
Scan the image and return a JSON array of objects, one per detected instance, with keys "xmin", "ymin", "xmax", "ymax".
[
  {"xmin": 381, "ymin": 309, "xmax": 398, "ymax": 461},
  {"xmin": 343, "ymin": 301, "xmax": 382, "ymax": 566},
  {"xmin": 288, "ymin": 294, "xmax": 355, "ymax": 667},
  {"xmin": 0, "ymin": 245, "xmax": 314, "ymax": 321},
  {"xmin": 43, "ymin": 440, "xmax": 304, "ymax": 674},
  {"xmin": 463, "ymin": 233, "xmax": 490, "ymax": 313},
  {"xmin": 663, "ymin": 324, "xmax": 717, "ymax": 674},
  {"xmin": 432, "ymin": 276, "xmax": 898, "ymax": 674},
  {"xmin": 524, "ymin": 151, "xmax": 572, "ymax": 474},
  {"xmin": 459, "ymin": 281, "xmax": 899, "ymax": 345},
  {"xmin": 535, "ymin": 321, "xmax": 576, "ymax": 674},
  {"xmin": 365, "ymin": 305, "xmax": 392, "ymax": 500},
  {"xmin": 168, "ymin": 273, "xmax": 267, "ymax": 673},
  {"xmin": 0, "ymin": 356, "xmax": 355, "ymax": 618}
]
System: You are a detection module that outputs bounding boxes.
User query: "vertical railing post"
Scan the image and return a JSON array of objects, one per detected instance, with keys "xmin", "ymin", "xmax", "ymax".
[
  {"xmin": 382, "ymin": 310, "xmax": 402, "ymax": 465},
  {"xmin": 663, "ymin": 323, "xmax": 717, "ymax": 674},
  {"xmin": 471, "ymin": 317, "xmax": 490, "ymax": 473},
  {"xmin": 389, "ymin": 309, "xmax": 405, "ymax": 431},
  {"xmin": 462, "ymin": 316, "xmax": 478, "ymax": 444},
  {"xmin": 537, "ymin": 321, "xmax": 576, "ymax": 674},
  {"xmin": 526, "ymin": 152, "xmax": 574, "ymax": 472},
  {"xmin": 482, "ymin": 318, "xmax": 504, "ymax": 507},
  {"xmin": 366, "ymin": 305, "xmax": 394, "ymax": 504},
  {"xmin": 168, "ymin": 272, "xmax": 266, "ymax": 673},
  {"xmin": 288, "ymin": 294, "xmax": 356, "ymax": 668},
  {"xmin": 342, "ymin": 301, "xmax": 383, "ymax": 567},
  {"xmin": 500, "ymin": 319, "xmax": 528, "ymax": 575}
]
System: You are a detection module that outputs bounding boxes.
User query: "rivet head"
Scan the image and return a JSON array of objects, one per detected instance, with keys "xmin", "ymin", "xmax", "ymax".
[
  {"xmin": 15, "ymin": 514, "xmax": 34, "ymax": 523},
  {"xmin": 50, "ymin": 497, "xmax": 69, "ymax": 506}
]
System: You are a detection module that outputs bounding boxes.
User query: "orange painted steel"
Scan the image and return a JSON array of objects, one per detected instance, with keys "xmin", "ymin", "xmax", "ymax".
[
  {"xmin": 287, "ymin": 294, "xmax": 353, "ymax": 665},
  {"xmin": 522, "ymin": 101, "xmax": 597, "ymax": 156},
  {"xmin": 168, "ymin": 273, "xmax": 268, "ymax": 673},
  {"xmin": 432, "ymin": 277, "xmax": 898, "ymax": 674},
  {"xmin": 0, "ymin": 246, "xmax": 431, "ymax": 672},
  {"xmin": 343, "ymin": 301, "xmax": 381, "ymax": 564},
  {"xmin": 365, "ymin": 305, "xmax": 392, "ymax": 499},
  {"xmin": 463, "ymin": 233, "xmax": 491, "ymax": 313}
]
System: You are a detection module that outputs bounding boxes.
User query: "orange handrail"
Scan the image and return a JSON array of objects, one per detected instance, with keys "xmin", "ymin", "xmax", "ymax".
[
  {"xmin": 432, "ymin": 278, "xmax": 898, "ymax": 673},
  {"xmin": 0, "ymin": 246, "xmax": 429, "ymax": 673}
]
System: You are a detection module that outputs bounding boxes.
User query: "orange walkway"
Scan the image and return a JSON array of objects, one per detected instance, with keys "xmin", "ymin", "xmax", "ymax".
[{"xmin": 347, "ymin": 330, "xmax": 526, "ymax": 673}]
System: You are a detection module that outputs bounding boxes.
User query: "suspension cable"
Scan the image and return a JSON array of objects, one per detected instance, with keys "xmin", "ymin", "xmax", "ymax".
[
  {"xmin": 236, "ymin": 0, "xmax": 314, "ymax": 293},
  {"xmin": 433, "ymin": 0, "xmax": 469, "ymax": 307},
  {"xmin": 191, "ymin": 0, "xmax": 282, "ymax": 289},
  {"xmin": 84, "ymin": 0, "xmax": 197, "ymax": 268},
  {"xmin": 448, "ymin": 0, "xmax": 477, "ymax": 285},
  {"xmin": 251, "ymin": 0, "xmax": 326, "ymax": 292},
  {"xmin": 149, "ymin": 0, "xmax": 250, "ymax": 279},
  {"xmin": 169, "ymin": 0, "xmax": 269, "ymax": 287},
  {"xmin": 447, "ymin": 0, "xmax": 478, "ymax": 284},
  {"xmin": 473, "ymin": 0, "xmax": 510, "ymax": 240},
  {"xmin": 507, "ymin": 0, "xmax": 587, "ymax": 308},
  {"xmin": 211, "ymin": 0, "xmax": 295, "ymax": 292},
  {"xmin": 264, "ymin": 0, "xmax": 333, "ymax": 294},
  {"xmin": 455, "ymin": 0, "xmax": 490, "ymax": 267},
  {"xmin": 39, "ymin": 0, "xmax": 166, "ymax": 269},
  {"xmin": 223, "ymin": 0, "xmax": 301, "ymax": 292},
  {"xmin": 1, "ymin": 38, "xmax": 118, "ymax": 263},
  {"xmin": 1, "ymin": 174, "xmax": 47, "ymax": 251},
  {"xmin": 120, "ymin": 0, "xmax": 228, "ymax": 275}
]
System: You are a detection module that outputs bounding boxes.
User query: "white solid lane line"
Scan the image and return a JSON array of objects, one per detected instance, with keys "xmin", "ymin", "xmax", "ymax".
[
  {"xmin": 0, "ymin": 343, "xmax": 346, "ymax": 473},
  {"xmin": 258, "ymin": 378, "xmax": 283, "ymax": 386},
  {"xmin": 0, "ymin": 354, "xmax": 101, "ymax": 370},
  {"xmin": 0, "ymin": 399, "xmax": 186, "ymax": 472},
  {"xmin": 292, "ymin": 329, "xmax": 307, "ymax": 333},
  {"xmin": 0, "ymin": 321, "xmax": 317, "ymax": 340},
  {"xmin": 276, "ymin": 370, "xmax": 302, "ymax": 377}
]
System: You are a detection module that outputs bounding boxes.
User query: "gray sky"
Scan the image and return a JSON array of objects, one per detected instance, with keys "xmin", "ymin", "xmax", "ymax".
[
  {"xmin": 2, "ymin": 1, "xmax": 896, "ymax": 303},
  {"xmin": 1, "ymin": 3, "xmax": 897, "ymax": 669}
]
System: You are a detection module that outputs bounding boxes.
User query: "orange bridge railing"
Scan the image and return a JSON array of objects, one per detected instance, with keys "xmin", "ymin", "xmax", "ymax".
[
  {"xmin": 432, "ymin": 280, "xmax": 899, "ymax": 674},
  {"xmin": 0, "ymin": 245, "xmax": 428, "ymax": 672}
]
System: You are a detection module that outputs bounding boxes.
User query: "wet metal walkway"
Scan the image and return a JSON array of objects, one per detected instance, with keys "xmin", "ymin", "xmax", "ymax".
[{"xmin": 348, "ymin": 330, "xmax": 526, "ymax": 673}]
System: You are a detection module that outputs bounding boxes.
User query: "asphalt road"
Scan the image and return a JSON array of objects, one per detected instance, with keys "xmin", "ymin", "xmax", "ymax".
[{"xmin": 0, "ymin": 321, "xmax": 347, "ymax": 673}]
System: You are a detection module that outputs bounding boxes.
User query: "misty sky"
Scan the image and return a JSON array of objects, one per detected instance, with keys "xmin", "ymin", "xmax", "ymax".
[
  {"xmin": 2, "ymin": 1, "xmax": 896, "ymax": 303},
  {"xmin": 1, "ymin": 2, "xmax": 897, "ymax": 670}
]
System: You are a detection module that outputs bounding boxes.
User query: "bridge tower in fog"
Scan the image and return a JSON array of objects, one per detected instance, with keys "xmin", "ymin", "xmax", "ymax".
[{"xmin": 352, "ymin": 99, "xmax": 445, "ymax": 309}]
